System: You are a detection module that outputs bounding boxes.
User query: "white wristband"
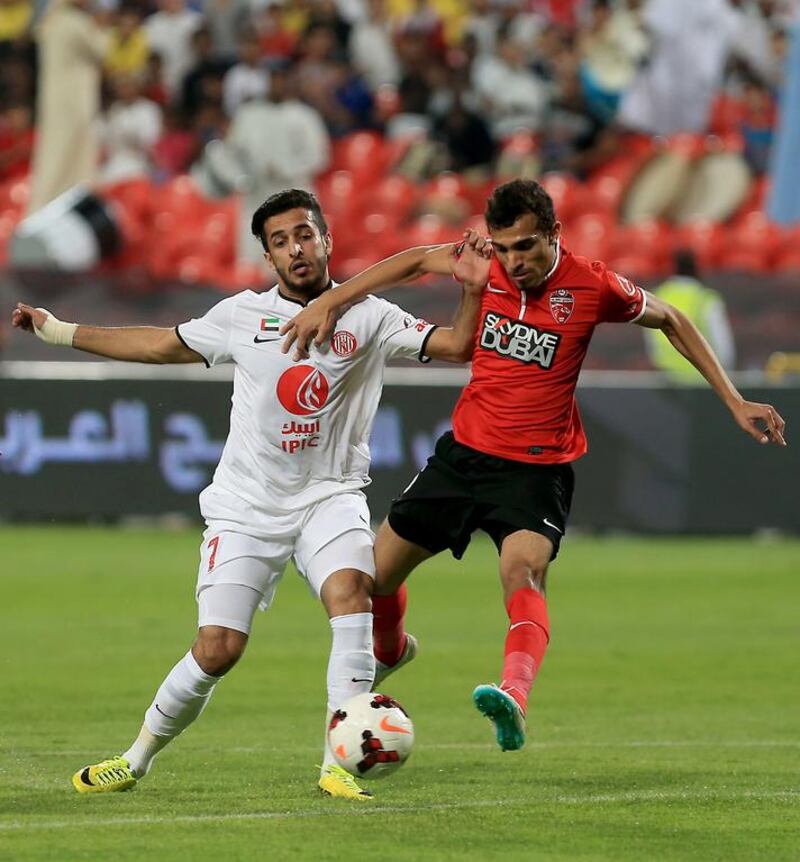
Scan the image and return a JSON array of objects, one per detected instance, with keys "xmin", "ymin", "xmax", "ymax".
[{"xmin": 33, "ymin": 307, "xmax": 78, "ymax": 347}]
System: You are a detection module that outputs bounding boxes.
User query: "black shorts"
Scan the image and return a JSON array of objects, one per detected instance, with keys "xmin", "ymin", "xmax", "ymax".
[{"xmin": 388, "ymin": 432, "xmax": 574, "ymax": 561}]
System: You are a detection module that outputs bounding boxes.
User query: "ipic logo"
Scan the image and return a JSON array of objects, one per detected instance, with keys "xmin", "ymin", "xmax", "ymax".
[
  {"xmin": 276, "ymin": 365, "xmax": 330, "ymax": 415},
  {"xmin": 480, "ymin": 311, "xmax": 561, "ymax": 368}
]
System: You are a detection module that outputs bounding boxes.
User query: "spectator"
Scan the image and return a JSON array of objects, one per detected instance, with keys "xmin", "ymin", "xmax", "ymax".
[
  {"xmin": 349, "ymin": 0, "xmax": 400, "ymax": 91},
  {"xmin": 220, "ymin": 65, "xmax": 330, "ymax": 263},
  {"xmin": 463, "ymin": 0, "xmax": 500, "ymax": 57},
  {"xmin": 202, "ymin": 0, "xmax": 250, "ymax": 61},
  {"xmin": 254, "ymin": 0, "xmax": 296, "ymax": 61},
  {"xmin": 144, "ymin": 0, "xmax": 203, "ymax": 100},
  {"xmin": 433, "ymin": 90, "xmax": 496, "ymax": 173},
  {"xmin": 471, "ymin": 28, "xmax": 548, "ymax": 138},
  {"xmin": 222, "ymin": 29, "xmax": 268, "ymax": 117},
  {"xmin": 27, "ymin": 0, "xmax": 110, "ymax": 214},
  {"xmin": 99, "ymin": 73, "xmax": 163, "ymax": 183},
  {"xmin": 152, "ymin": 105, "xmax": 196, "ymax": 178},
  {"xmin": 305, "ymin": 0, "xmax": 350, "ymax": 54},
  {"xmin": 618, "ymin": 0, "xmax": 742, "ymax": 135},
  {"xmin": 0, "ymin": 101, "xmax": 34, "ymax": 180},
  {"xmin": 105, "ymin": 5, "xmax": 150, "ymax": 79},
  {"xmin": 180, "ymin": 25, "xmax": 230, "ymax": 116},
  {"xmin": 577, "ymin": 0, "xmax": 648, "ymax": 122},
  {"xmin": 645, "ymin": 249, "xmax": 736, "ymax": 382},
  {"xmin": 143, "ymin": 51, "xmax": 168, "ymax": 105},
  {"xmin": 0, "ymin": 0, "xmax": 33, "ymax": 48},
  {"xmin": 739, "ymin": 75, "xmax": 777, "ymax": 173}
]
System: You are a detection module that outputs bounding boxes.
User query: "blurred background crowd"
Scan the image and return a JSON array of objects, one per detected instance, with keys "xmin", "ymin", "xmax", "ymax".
[{"xmin": 0, "ymin": 0, "xmax": 798, "ymax": 300}]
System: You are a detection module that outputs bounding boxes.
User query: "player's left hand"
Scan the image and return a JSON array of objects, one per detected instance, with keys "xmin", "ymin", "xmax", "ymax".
[
  {"xmin": 452, "ymin": 230, "xmax": 492, "ymax": 291},
  {"xmin": 731, "ymin": 399, "xmax": 786, "ymax": 446},
  {"xmin": 280, "ymin": 294, "xmax": 338, "ymax": 361}
]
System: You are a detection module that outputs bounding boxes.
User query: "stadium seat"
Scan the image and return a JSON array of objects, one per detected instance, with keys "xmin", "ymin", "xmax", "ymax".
[
  {"xmin": 360, "ymin": 175, "xmax": 419, "ymax": 222},
  {"xmin": 403, "ymin": 214, "xmax": 460, "ymax": 248},
  {"xmin": 317, "ymin": 170, "xmax": 361, "ymax": 221},
  {"xmin": 562, "ymin": 213, "xmax": 613, "ymax": 260},
  {"xmin": 539, "ymin": 172, "xmax": 587, "ymax": 223},
  {"xmin": 331, "ymin": 131, "xmax": 390, "ymax": 181},
  {"xmin": 671, "ymin": 220, "xmax": 724, "ymax": 269},
  {"xmin": 607, "ymin": 220, "xmax": 672, "ymax": 271},
  {"xmin": 605, "ymin": 253, "xmax": 663, "ymax": 280}
]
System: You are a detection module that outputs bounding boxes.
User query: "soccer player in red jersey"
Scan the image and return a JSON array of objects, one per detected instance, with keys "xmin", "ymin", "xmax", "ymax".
[{"xmin": 281, "ymin": 179, "xmax": 787, "ymax": 752}]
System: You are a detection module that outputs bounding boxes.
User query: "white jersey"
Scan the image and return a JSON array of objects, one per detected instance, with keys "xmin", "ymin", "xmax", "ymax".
[{"xmin": 177, "ymin": 285, "xmax": 436, "ymax": 528}]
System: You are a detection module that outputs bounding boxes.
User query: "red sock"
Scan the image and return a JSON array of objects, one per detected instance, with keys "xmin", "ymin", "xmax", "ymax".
[
  {"xmin": 500, "ymin": 587, "xmax": 550, "ymax": 715},
  {"xmin": 372, "ymin": 584, "xmax": 408, "ymax": 666}
]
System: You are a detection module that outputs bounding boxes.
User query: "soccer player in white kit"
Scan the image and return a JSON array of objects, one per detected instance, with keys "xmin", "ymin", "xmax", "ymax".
[{"xmin": 11, "ymin": 189, "xmax": 489, "ymax": 801}]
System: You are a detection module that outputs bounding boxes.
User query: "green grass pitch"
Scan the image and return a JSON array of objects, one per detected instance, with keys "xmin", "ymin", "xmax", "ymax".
[{"xmin": 1, "ymin": 527, "xmax": 798, "ymax": 861}]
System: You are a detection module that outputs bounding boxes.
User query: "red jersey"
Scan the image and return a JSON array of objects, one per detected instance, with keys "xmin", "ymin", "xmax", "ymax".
[{"xmin": 452, "ymin": 245, "xmax": 646, "ymax": 464}]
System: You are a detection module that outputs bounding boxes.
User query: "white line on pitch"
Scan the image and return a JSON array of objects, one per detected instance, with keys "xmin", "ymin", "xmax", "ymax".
[
  {"xmin": 0, "ymin": 790, "xmax": 797, "ymax": 832},
  {"xmin": 19, "ymin": 740, "xmax": 800, "ymax": 758}
]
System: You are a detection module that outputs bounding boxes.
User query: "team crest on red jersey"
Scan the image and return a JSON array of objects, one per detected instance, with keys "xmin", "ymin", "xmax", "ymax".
[
  {"xmin": 331, "ymin": 330, "xmax": 357, "ymax": 357},
  {"xmin": 549, "ymin": 289, "xmax": 575, "ymax": 324},
  {"xmin": 277, "ymin": 365, "xmax": 329, "ymax": 415}
]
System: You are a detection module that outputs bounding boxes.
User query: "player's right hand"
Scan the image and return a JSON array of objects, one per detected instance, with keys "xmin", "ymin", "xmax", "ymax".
[
  {"xmin": 452, "ymin": 229, "xmax": 492, "ymax": 290},
  {"xmin": 280, "ymin": 296, "xmax": 338, "ymax": 361},
  {"xmin": 11, "ymin": 303, "xmax": 47, "ymax": 334}
]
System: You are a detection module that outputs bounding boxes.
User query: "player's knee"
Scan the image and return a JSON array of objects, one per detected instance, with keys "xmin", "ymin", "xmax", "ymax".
[
  {"xmin": 500, "ymin": 561, "xmax": 547, "ymax": 604},
  {"xmin": 193, "ymin": 627, "xmax": 248, "ymax": 676},
  {"xmin": 321, "ymin": 569, "xmax": 373, "ymax": 617}
]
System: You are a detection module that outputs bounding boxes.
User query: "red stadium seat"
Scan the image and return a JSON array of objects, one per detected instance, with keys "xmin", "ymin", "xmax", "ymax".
[
  {"xmin": 719, "ymin": 211, "xmax": 781, "ymax": 269},
  {"xmin": 331, "ymin": 132, "xmax": 390, "ymax": 181},
  {"xmin": 403, "ymin": 214, "xmax": 460, "ymax": 248},
  {"xmin": 539, "ymin": 172, "xmax": 587, "ymax": 223},
  {"xmin": 671, "ymin": 220, "xmax": 724, "ymax": 269},
  {"xmin": 360, "ymin": 175, "xmax": 419, "ymax": 221},
  {"xmin": 608, "ymin": 220, "xmax": 672, "ymax": 271},
  {"xmin": 773, "ymin": 248, "xmax": 800, "ymax": 273},
  {"xmin": 562, "ymin": 213, "xmax": 613, "ymax": 260},
  {"xmin": 717, "ymin": 248, "xmax": 772, "ymax": 272},
  {"xmin": 605, "ymin": 253, "xmax": 663, "ymax": 280},
  {"xmin": 316, "ymin": 170, "xmax": 361, "ymax": 221}
]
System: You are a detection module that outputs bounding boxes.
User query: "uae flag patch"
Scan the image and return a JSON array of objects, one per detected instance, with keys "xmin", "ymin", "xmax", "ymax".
[{"xmin": 261, "ymin": 316, "xmax": 280, "ymax": 332}]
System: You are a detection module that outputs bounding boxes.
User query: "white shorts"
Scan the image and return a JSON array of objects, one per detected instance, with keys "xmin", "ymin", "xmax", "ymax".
[{"xmin": 195, "ymin": 491, "xmax": 375, "ymax": 628}]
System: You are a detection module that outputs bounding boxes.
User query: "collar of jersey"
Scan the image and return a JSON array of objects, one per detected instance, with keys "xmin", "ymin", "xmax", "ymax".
[{"xmin": 277, "ymin": 279, "xmax": 336, "ymax": 307}]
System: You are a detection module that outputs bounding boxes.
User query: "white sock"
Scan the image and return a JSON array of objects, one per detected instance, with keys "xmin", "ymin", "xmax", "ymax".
[
  {"xmin": 125, "ymin": 651, "xmax": 219, "ymax": 777},
  {"xmin": 322, "ymin": 612, "xmax": 374, "ymax": 771}
]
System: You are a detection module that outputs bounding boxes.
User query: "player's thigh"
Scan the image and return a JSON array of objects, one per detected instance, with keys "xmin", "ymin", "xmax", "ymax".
[
  {"xmin": 295, "ymin": 492, "xmax": 376, "ymax": 610},
  {"xmin": 498, "ymin": 530, "xmax": 553, "ymax": 599},
  {"xmin": 196, "ymin": 528, "xmax": 291, "ymax": 619},
  {"xmin": 197, "ymin": 582, "xmax": 265, "ymax": 637},
  {"xmin": 373, "ymin": 517, "xmax": 434, "ymax": 596}
]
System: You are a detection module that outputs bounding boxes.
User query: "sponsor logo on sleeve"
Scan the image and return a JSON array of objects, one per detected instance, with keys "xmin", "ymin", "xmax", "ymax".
[{"xmin": 479, "ymin": 311, "xmax": 561, "ymax": 369}]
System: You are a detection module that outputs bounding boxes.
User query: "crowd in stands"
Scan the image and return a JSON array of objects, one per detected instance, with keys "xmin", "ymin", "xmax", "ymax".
[{"xmin": 0, "ymin": 0, "xmax": 797, "ymax": 284}]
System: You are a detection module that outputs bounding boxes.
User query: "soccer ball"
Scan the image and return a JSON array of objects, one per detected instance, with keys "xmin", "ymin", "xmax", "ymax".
[{"xmin": 328, "ymin": 692, "xmax": 414, "ymax": 779}]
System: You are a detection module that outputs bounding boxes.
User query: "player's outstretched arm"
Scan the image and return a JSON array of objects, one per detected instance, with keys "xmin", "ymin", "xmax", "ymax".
[
  {"xmin": 11, "ymin": 303, "xmax": 203, "ymax": 364},
  {"xmin": 281, "ymin": 242, "xmax": 462, "ymax": 360},
  {"xmin": 637, "ymin": 293, "xmax": 786, "ymax": 446},
  {"xmin": 423, "ymin": 232, "xmax": 491, "ymax": 364}
]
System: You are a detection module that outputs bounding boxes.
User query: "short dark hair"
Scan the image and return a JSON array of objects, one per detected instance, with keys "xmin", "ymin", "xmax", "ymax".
[
  {"xmin": 485, "ymin": 179, "xmax": 557, "ymax": 233},
  {"xmin": 250, "ymin": 189, "xmax": 329, "ymax": 251},
  {"xmin": 673, "ymin": 248, "xmax": 699, "ymax": 279}
]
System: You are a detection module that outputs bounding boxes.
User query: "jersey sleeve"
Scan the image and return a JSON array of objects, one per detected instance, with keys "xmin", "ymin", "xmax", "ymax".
[
  {"xmin": 373, "ymin": 298, "xmax": 437, "ymax": 363},
  {"xmin": 176, "ymin": 295, "xmax": 238, "ymax": 367},
  {"xmin": 596, "ymin": 265, "xmax": 647, "ymax": 324}
]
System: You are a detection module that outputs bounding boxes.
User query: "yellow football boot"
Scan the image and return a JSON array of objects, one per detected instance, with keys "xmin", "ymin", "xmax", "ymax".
[
  {"xmin": 72, "ymin": 756, "xmax": 137, "ymax": 794},
  {"xmin": 318, "ymin": 764, "xmax": 373, "ymax": 801}
]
